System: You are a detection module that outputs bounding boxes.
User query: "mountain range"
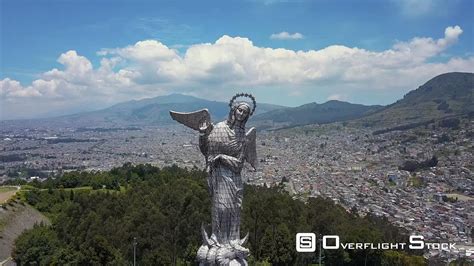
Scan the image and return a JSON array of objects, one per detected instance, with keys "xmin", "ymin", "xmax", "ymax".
[
  {"xmin": 47, "ymin": 94, "xmax": 284, "ymax": 127},
  {"xmin": 3, "ymin": 72, "xmax": 472, "ymax": 130},
  {"xmin": 54, "ymin": 94, "xmax": 383, "ymax": 129}
]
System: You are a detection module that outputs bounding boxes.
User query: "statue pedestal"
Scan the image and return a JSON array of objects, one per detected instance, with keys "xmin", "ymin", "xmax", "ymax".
[
  {"xmin": 197, "ymin": 242, "xmax": 249, "ymax": 265},
  {"xmin": 197, "ymin": 227, "xmax": 250, "ymax": 265},
  {"xmin": 199, "ymin": 258, "xmax": 247, "ymax": 266},
  {"xmin": 229, "ymin": 258, "xmax": 248, "ymax": 266}
]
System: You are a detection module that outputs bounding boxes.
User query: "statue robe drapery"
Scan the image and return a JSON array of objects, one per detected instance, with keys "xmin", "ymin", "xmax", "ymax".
[{"xmin": 201, "ymin": 121, "xmax": 246, "ymax": 244}]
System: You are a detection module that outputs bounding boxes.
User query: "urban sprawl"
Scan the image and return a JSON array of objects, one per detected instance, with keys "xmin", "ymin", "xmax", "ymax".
[{"xmin": 1, "ymin": 120, "xmax": 473, "ymax": 260}]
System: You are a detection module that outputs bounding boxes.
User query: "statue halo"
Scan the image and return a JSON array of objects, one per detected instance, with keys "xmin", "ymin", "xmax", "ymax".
[{"xmin": 228, "ymin": 92, "xmax": 257, "ymax": 116}]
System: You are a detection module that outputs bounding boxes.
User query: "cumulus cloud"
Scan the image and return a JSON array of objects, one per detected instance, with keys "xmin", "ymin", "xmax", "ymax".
[
  {"xmin": 0, "ymin": 78, "xmax": 41, "ymax": 97},
  {"xmin": 1, "ymin": 50, "xmax": 138, "ymax": 101},
  {"xmin": 99, "ymin": 40, "xmax": 178, "ymax": 62},
  {"xmin": 391, "ymin": 25, "xmax": 462, "ymax": 63},
  {"xmin": 1, "ymin": 25, "xmax": 473, "ymax": 119},
  {"xmin": 270, "ymin": 31, "xmax": 304, "ymax": 40}
]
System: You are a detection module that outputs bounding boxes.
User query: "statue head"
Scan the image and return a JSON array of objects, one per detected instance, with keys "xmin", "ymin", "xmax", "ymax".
[
  {"xmin": 234, "ymin": 102, "xmax": 251, "ymax": 122},
  {"xmin": 227, "ymin": 93, "xmax": 256, "ymax": 127}
]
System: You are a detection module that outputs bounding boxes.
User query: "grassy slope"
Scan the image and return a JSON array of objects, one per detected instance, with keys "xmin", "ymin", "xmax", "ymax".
[{"xmin": 0, "ymin": 201, "xmax": 50, "ymax": 260}]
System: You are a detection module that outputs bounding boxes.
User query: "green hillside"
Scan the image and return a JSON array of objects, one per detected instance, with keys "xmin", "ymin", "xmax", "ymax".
[
  {"xmin": 356, "ymin": 72, "xmax": 473, "ymax": 128},
  {"xmin": 251, "ymin": 100, "xmax": 382, "ymax": 130}
]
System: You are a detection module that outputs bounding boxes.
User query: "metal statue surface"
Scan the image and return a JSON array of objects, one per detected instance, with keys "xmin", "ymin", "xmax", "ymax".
[{"xmin": 170, "ymin": 93, "xmax": 257, "ymax": 265}]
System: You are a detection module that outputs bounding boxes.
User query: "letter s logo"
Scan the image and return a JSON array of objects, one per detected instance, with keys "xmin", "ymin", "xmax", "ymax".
[
  {"xmin": 296, "ymin": 233, "xmax": 316, "ymax": 252},
  {"xmin": 409, "ymin": 235, "xmax": 424, "ymax": 249}
]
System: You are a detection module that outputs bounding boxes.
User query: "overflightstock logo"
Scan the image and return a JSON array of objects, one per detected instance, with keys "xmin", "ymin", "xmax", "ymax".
[{"xmin": 296, "ymin": 234, "xmax": 457, "ymax": 252}]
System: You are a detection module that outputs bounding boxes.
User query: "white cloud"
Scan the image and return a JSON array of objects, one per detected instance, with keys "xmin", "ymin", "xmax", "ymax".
[
  {"xmin": 1, "ymin": 25, "xmax": 473, "ymax": 119},
  {"xmin": 270, "ymin": 32, "xmax": 304, "ymax": 40},
  {"xmin": 1, "ymin": 50, "xmax": 139, "ymax": 106},
  {"xmin": 391, "ymin": 25, "xmax": 462, "ymax": 63},
  {"xmin": 99, "ymin": 40, "xmax": 178, "ymax": 62},
  {"xmin": 327, "ymin": 94, "xmax": 348, "ymax": 101},
  {"xmin": 0, "ymin": 78, "xmax": 41, "ymax": 98}
]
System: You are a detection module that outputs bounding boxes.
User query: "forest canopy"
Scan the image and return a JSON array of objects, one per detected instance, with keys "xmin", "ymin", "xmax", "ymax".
[{"xmin": 13, "ymin": 164, "xmax": 425, "ymax": 265}]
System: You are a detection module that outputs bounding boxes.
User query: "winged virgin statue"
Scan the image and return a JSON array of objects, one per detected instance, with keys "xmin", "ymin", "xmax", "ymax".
[{"xmin": 170, "ymin": 93, "xmax": 257, "ymax": 265}]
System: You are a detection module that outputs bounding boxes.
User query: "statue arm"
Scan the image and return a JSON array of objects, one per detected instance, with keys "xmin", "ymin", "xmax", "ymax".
[{"xmin": 198, "ymin": 121, "xmax": 214, "ymax": 168}]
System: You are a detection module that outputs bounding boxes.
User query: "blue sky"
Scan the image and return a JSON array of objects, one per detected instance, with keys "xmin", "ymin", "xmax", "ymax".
[{"xmin": 1, "ymin": 0, "xmax": 473, "ymax": 119}]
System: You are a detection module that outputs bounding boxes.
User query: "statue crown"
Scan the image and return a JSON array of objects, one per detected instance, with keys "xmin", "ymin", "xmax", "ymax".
[{"xmin": 229, "ymin": 92, "xmax": 257, "ymax": 116}]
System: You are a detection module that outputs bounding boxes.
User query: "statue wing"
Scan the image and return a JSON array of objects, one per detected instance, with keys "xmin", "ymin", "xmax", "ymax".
[
  {"xmin": 169, "ymin": 109, "xmax": 212, "ymax": 131},
  {"xmin": 245, "ymin": 127, "xmax": 257, "ymax": 170}
]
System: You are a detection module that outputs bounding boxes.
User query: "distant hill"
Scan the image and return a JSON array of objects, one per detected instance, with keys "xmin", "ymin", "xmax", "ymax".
[
  {"xmin": 355, "ymin": 72, "xmax": 474, "ymax": 128},
  {"xmin": 43, "ymin": 94, "xmax": 286, "ymax": 127},
  {"xmin": 250, "ymin": 100, "xmax": 382, "ymax": 130}
]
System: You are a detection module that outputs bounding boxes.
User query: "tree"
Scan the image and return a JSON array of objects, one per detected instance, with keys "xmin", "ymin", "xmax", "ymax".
[
  {"xmin": 381, "ymin": 250, "xmax": 425, "ymax": 266},
  {"xmin": 12, "ymin": 224, "xmax": 59, "ymax": 265},
  {"xmin": 79, "ymin": 235, "xmax": 125, "ymax": 265}
]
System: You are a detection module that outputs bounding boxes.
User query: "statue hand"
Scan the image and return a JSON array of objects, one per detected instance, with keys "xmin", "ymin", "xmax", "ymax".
[
  {"xmin": 208, "ymin": 155, "xmax": 227, "ymax": 169},
  {"xmin": 209, "ymin": 154, "xmax": 223, "ymax": 165},
  {"xmin": 199, "ymin": 121, "xmax": 213, "ymax": 135}
]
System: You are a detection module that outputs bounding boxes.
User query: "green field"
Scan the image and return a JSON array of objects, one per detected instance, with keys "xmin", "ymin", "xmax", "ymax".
[{"xmin": 0, "ymin": 186, "xmax": 17, "ymax": 193}]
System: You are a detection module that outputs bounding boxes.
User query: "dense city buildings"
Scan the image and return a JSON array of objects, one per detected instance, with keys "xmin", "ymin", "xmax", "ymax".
[{"xmin": 1, "ymin": 119, "xmax": 473, "ymax": 260}]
